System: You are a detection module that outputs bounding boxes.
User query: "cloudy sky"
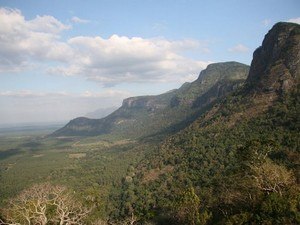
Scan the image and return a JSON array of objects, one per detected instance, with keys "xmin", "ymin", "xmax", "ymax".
[{"xmin": 0, "ymin": 0, "xmax": 299, "ymax": 125}]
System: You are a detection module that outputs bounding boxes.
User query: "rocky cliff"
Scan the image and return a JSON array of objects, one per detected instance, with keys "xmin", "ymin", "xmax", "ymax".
[
  {"xmin": 172, "ymin": 61, "xmax": 249, "ymax": 106},
  {"xmin": 246, "ymin": 22, "xmax": 300, "ymax": 94}
]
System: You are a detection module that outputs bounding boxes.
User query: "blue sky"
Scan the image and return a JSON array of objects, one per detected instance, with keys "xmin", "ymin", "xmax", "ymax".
[{"xmin": 0, "ymin": 0, "xmax": 299, "ymax": 124}]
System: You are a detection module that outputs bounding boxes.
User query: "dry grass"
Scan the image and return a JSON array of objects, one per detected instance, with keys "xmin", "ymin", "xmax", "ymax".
[
  {"xmin": 68, "ymin": 153, "xmax": 86, "ymax": 159},
  {"xmin": 32, "ymin": 154, "xmax": 44, "ymax": 158},
  {"xmin": 226, "ymin": 92, "xmax": 277, "ymax": 127},
  {"xmin": 142, "ymin": 165, "xmax": 174, "ymax": 183}
]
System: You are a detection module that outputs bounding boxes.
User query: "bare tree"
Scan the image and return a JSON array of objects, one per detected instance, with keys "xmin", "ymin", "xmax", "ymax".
[
  {"xmin": 122, "ymin": 213, "xmax": 137, "ymax": 225},
  {"xmin": 251, "ymin": 160, "xmax": 295, "ymax": 195},
  {"xmin": 91, "ymin": 219, "xmax": 109, "ymax": 225},
  {"xmin": 1, "ymin": 183, "xmax": 92, "ymax": 225},
  {"xmin": 0, "ymin": 219, "xmax": 20, "ymax": 225},
  {"xmin": 51, "ymin": 185, "xmax": 92, "ymax": 225},
  {"xmin": 1, "ymin": 183, "xmax": 52, "ymax": 225}
]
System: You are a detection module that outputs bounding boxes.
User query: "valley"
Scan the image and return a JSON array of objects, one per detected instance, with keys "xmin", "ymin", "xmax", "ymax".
[
  {"xmin": 0, "ymin": 22, "xmax": 299, "ymax": 225},
  {"xmin": 0, "ymin": 132, "xmax": 150, "ymax": 219}
]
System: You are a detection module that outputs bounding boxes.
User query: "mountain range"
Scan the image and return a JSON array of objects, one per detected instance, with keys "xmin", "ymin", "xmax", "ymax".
[
  {"xmin": 53, "ymin": 22, "xmax": 299, "ymax": 141},
  {"xmin": 50, "ymin": 22, "xmax": 300, "ymax": 224},
  {"xmin": 52, "ymin": 61, "xmax": 249, "ymax": 138}
]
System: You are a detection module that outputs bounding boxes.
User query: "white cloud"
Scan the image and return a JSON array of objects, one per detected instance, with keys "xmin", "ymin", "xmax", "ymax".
[
  {"xmin": 0, "ymin": 90, "xmax": 130, "ymax": 124},
  {"xmin": 80, "ymin": 89, "xmax": 131, "ymax": 98},
  {"xmin": 0, "ymin": 89, "xmax": 130, "ymax": 99},
  {"xmin": 58, "ymin": 35, "xmax": 210, "ymax": 86},
  {"xmin": 287, "ymin": 17, "xmax": 300, "ymax": 24},
  {"xmin": 28, "ymin": 15, "xmax": 71, "ymax": 33},
  {"xmin": 71, "ymin": 16, "xmax": 90, "ymax": 24},
  {"xmin": 228, "ymin": 44, "xmax": 249, "ymax": 53},
  {"xmin": 0, "ymin": 8, "xmax": 73, "ymax": 72},
  {"xmin": 0, "ymin": 90, "xmax": 69, "ymax": 98},
  {"xmin": 0, "ymin": 7, "xmax": 211, "ymax": 86}
]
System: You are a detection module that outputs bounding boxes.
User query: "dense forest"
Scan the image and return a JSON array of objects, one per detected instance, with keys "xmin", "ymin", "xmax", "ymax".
[{"xmin": 0, "ymin": 22, "xmax": 299, "ymax": 225}]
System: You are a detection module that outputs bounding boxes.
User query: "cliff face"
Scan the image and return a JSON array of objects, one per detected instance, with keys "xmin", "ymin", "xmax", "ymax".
[
  {"xmin": 122, "ymin": 96, "xmax": 169, "ymax": 111},
  {"xmin": 122, "ymin": 97, "xmax": 154, "ymax": 109},
  {"xmin": 196, "ymin": 62, "xmax": 249, "ymax": 83},
  {"xmin": 52, "ymin": 62, "xmax": 249, "ymax": 137},
  {"xmin": 246, "ymin": 22, "xmax": 300, "ymax": 94},
  {"xmin": 172, "ymin": 62, "xmax": 249, "ymax": 106},
  {"xmin": 192, "ymin": 78, "xmax": 244, "ymax": 108}
]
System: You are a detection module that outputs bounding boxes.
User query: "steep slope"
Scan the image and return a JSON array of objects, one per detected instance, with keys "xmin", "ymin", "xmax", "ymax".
[
  {"xmin": 52, "ymin": 62, "xmax": 249, "ymax": 138},
  {"xmin": 172, "ymin": 61, "xmax": 249, "ymax": 106},
  {"xmin": 117, "ymin": 22, "xmax": 300, "ymax": 224},
  {"xmin": 246, "ymin": 22, "xmax": 300, "ymax": 94}
]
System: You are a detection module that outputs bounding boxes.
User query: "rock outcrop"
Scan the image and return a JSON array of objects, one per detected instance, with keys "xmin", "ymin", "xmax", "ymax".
[{"xmin": 246, "ymin": 22, "xmax": 300, "ymax": 94}]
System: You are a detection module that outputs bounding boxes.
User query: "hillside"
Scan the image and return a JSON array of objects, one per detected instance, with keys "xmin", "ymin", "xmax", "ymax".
[
  {"xmin": 113, "ymin": 22, "xmax": 300, "ymax": 224},
  {"xmin": 52, "ymin": 61, "xmax": 249, "ymax": 138},
  {"xmin": 2, "ymin": 22, "xmax": 298, "ymax": 225}
]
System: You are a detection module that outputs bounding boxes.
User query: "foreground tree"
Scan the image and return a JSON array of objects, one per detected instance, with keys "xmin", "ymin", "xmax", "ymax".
[
  {"xmin": 173, "ymin": 187, "xmax": 211, "ymax": 225},
  {"xmin": 0, "ymin": 183, "xmax": 92, "ymax": 225},
  {"xmin": 250, "ymin": 160, "xmax": 295, "ymax": 196}
]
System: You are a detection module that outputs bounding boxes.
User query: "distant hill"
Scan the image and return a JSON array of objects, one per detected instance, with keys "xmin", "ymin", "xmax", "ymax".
[
  {"xmin": 84, "ymin": 106, "xmax": 119, "ymax": 119},
  {"xmin": 51, "ymin": 61, "xmax": 249, "ymax": 138}
]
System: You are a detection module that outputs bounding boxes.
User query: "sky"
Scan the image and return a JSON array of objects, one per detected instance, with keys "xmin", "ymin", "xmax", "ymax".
[{"xmin": 0, "ymin": 0, "xmax": 299, "ymax": 125}]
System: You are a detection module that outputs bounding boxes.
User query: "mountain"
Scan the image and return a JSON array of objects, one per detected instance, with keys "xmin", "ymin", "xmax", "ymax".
[
  {"xmin": 52, "ymin": 61, "xmax": 249, "ymax": 138},
  {"xmin": 2, "ymin": 22, "xmax": 299, "ymax": 225},
  {"xmin": 246, "ymin": 22, "xmax": 300, "ymax": 94},
  {"xmin": 172, "ymin": 61, "xmax": 250, "ymax": 107},
  {"xmin": 118, "ymin": 22, "xmax": 300, "ymax": 224}
]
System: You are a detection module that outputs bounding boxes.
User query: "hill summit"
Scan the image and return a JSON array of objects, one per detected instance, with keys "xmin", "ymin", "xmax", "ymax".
[{"xmin": 246, "ymin": 22, "xmax": 300, "ymax": 94}]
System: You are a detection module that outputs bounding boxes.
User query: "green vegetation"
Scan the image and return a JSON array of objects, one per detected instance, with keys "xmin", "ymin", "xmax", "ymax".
[
  {"xmin": 119, "ymin": 86, "xmax": 299, "ymax": 224},
  {"xmin": 52, "ymin": 62, "xmax": 249, "ymax": 139},
  {"xmin": 0, "ymin": 22, "xmax": 299, "ymax": 224},
  {"xmin": 1, "ymin": 85, "xmax": 298, "ymax": 224},
  {"xmin": 0, "ymin": 134, "xmax": 153, "ymax": 223}
]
